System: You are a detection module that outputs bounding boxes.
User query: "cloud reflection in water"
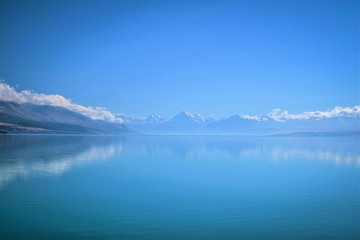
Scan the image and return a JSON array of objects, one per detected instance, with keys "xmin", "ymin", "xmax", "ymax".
[
  {"xmin": 0, "ymin": 135, "xmax": 124, "ymax": 187},
  {"xmin": 0, "ymin": 135, "xmax": 358, "ymax": 187}
]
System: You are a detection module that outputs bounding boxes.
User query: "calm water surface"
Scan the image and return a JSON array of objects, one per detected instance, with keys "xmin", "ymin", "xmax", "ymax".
[{"xmin": 0, "ymin": 135, "xmax": 359, "ymax": 239}]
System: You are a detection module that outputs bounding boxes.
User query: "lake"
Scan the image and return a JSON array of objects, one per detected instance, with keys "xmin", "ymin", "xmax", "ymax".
[{"xmin": 0, "ymin": 135, "xmax": 359, "ymax": 239}]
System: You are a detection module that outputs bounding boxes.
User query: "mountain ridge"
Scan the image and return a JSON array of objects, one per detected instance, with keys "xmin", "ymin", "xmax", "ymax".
[{"xmin": 0, "ymin": 101, "xmax": 130, "ymax": 134}]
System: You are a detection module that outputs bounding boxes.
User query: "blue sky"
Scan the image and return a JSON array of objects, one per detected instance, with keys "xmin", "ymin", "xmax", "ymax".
[{"xmin": 1, "ymin": 1, "xmax": 358, "ymax": 117}]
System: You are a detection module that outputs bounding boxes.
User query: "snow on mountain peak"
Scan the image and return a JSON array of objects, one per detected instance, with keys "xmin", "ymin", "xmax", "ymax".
[{"xmin": 174, "ymin": 110, "xmax": 209, "ymax": 123}]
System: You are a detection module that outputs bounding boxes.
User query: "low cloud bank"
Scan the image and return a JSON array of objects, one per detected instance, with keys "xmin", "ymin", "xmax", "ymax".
[
  {"xmin": 0, "ymin": 82, "xmax": 122, "ymax": 123},
  {"xmin": 266, "ymin": 106, "xmax": 360, "ymax": 122},
  {"xmin": 240, "ymin": 114, "xmax": 263, "ymax": 121}
]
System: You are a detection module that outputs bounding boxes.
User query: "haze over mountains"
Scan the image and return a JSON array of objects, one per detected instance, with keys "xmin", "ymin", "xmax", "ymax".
[{"xmin": 0, "ymin": 82, "xmax": 359, "ymax": 135}]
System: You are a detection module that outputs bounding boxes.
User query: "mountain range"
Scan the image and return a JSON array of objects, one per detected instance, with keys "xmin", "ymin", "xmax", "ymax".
[
  {"xmin": 0, "ymin": 100, "xmax": 358, "ymax": 135},
  {"xmin": 119, "ymin": 110, "xmax": 359, "ymax": 135}
]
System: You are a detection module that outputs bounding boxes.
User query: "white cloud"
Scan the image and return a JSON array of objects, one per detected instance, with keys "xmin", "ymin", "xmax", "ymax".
[
  {"xmin": 267, "ymin": 106, "xmax": 360, "ymax": 122},
  {"xmin": 0, "ymin": 81, "xmax": 123, "ymax": 123},
  {"xmin": 240, "ymin": 114, "xmax": 262, "ymax": 121}
]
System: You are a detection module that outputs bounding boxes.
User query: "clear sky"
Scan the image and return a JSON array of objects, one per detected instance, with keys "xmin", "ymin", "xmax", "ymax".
[{"xmin": 1, "ymin": 1, "xmax": 359, "ymax": 118}]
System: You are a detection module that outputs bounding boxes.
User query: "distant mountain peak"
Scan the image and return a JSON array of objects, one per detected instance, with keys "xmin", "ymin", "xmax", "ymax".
[{"xmin": 174, "ymin": 110, "xmax": 208, "ymax": 123}]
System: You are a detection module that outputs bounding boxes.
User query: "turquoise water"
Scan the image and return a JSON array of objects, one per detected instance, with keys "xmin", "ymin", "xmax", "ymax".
[{"xmin": 0, "ymin": 135, "xmax": 359, "ymax": 239}]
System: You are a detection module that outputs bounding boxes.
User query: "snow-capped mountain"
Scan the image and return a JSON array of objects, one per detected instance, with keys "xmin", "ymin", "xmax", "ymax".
[
  {"xmin": 172, "ymin": 110, "xmax": 209, "ymax": 123},
  {"xmin": 157, "ymin": 111, "xmax": 210, "ymax": 133}
]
